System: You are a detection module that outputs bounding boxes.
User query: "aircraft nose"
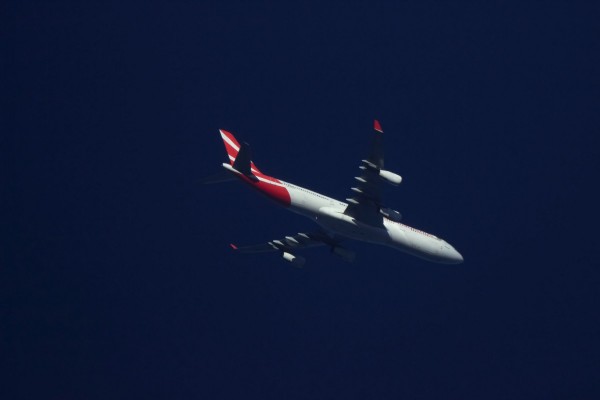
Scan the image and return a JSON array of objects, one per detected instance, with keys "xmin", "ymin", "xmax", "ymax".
[
  {"xmin": 441, "ymin": 242, "xmax": 464, "ymax": 264},
  {"xmin": 450, "ymin": 248, "xmax": 464, "ymax": 264}
]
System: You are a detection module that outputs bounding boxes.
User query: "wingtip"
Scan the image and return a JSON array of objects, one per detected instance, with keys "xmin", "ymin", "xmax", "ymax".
[{"xmin": 374, "ymin": 119, "xmax": 383, "ymax": 133}]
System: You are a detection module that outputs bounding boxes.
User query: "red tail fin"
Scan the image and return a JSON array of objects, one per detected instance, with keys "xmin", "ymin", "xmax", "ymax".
[{"xmin": 219, "ymin": 129, "xmax": 262, "ymax": 174}]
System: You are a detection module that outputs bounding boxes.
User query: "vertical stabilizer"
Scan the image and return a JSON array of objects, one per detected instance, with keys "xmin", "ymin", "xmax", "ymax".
[{"xmin": 219, "ymin": 129, "xmax": 262, "ymax": 174}]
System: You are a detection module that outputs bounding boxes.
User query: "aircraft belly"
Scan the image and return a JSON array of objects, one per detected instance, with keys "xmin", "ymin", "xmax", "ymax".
[
  {"xmin": 387, "ymin": 224, "xmax": 451, "ymax": 263},
  {"xmin": 288, "ymin": 187, "xmax": 343, "ymax": 220},
  {"xmin": 316, "ymin": 207, "xmax": 389, "ymax": 244},
  {"xmin": 287, "ymin": 187, "xmax": 306, "ymax": 211}
]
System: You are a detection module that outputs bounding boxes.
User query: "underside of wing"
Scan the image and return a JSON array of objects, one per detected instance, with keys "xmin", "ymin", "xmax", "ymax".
[
  {"xmin": 230, "ymin": 232, "xmax": 326, "ymax": 254},
  {"xmin": 344, "ymin": 120, "xmax": 403, "ymax": 227},
  {"xmin": 230, "ymin": 232, "xmax": 356, "ymax": 266},
  {"xmin": 344, "ymin": 120, "xmax": 386, "ymax": 226}
]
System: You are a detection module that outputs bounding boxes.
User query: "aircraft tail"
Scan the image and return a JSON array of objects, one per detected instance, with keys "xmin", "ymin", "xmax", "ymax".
[
  {"xmin": 219, "ymin": 129, "xmax": 262, "ymax": 174},
  {"xmin": 214, "ymin": 128, "xmax": 291, "ymax": 206}
]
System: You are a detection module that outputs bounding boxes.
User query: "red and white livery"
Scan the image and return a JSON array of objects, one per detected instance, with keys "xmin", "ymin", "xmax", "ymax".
[{"xmin": 207, "ymin": 120, "xmax": 463, "ymax": 267}]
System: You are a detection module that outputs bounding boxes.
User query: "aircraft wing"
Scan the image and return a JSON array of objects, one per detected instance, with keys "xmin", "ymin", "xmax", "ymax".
[
  {"xmin": 230, "ymin": 232, "xmax": 331, "ymax": 254},
  {"xmin": 343, "ymin": 120, "xmax": 386, "ymax": 227},
  {"xmin": 231, "ymin": 231, "xmax": 356, "ymax": 266}
]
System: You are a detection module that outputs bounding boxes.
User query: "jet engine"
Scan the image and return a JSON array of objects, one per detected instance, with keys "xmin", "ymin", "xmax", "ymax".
[
  {"xmin": 282, "ymin": 251, "xmax": 305, "ymax": 267},
  {"xmin": 379, "ymin": 170, "xmax": 402, "ymax": 186},
  {"xmin": 380, "ymin": 207, "xmax": 402, "ymax": 222}
]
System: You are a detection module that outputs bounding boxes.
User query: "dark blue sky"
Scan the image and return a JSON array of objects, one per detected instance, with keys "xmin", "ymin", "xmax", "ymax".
[{"xmin": 4, "ymin": 2, "xmax": 600, "ymax": 399}]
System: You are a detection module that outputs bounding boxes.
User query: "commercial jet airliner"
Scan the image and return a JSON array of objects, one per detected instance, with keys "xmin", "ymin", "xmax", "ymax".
[{"xmin": 205, "ymin": 120, "xmax": 463, "ymax": 266}]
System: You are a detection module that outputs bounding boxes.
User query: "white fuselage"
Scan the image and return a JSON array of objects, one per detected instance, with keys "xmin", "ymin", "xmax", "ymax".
[{"xmin": 280, "ymin": 180, "xmax": 463, "ymax": 264}]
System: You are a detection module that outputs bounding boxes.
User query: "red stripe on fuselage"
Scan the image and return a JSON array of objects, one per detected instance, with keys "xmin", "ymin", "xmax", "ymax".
[{"xmin": 238, "ymin": 172, "xmax": 291, "ymax": 206}]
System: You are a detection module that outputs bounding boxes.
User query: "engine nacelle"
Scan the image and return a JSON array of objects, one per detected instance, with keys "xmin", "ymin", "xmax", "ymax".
[
  {"xmin": 332, "ymin": 246, "xmax": 356, "ymax": 263},
  {"xmin": 379, "ymin": 170, "xmax": 402, "ymax": 186},
  {"xmin": 380, "ymin": 207, "xmax": 402, "ymax": 222},
  {"xmin": 282, "ymin": 251, "xmax": 305, "ymax": 268}
]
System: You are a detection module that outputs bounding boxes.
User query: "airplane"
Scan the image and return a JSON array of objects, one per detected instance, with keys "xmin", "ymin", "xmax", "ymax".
[{"xmin": 205, "ymin": 120, "xmax": 463, "ymax": 267}]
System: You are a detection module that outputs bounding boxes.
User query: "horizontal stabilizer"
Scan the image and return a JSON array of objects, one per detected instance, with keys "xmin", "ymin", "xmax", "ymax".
[
  {"xmin": 233, "ymin": 142, "xmax": 252, "ymax": 173},
  {"xmin": 231, "ymin": 141, "xmax": 259, "ymax": 181}
]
